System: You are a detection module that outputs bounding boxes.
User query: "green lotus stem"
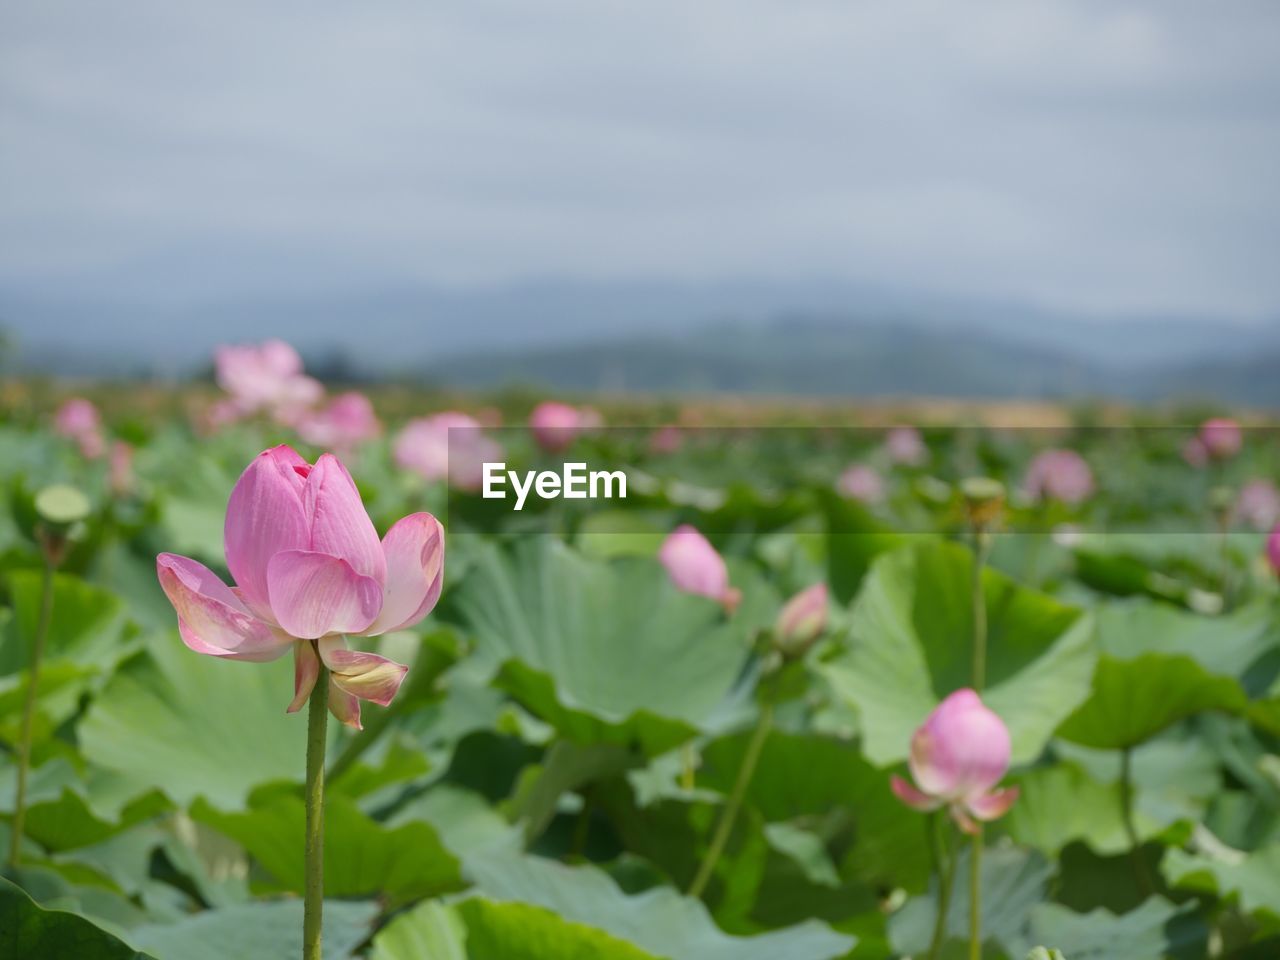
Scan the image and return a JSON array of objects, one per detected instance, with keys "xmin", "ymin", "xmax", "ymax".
[
  {"xmin": 971, "ymin": 529, "xmax": 991, "ymax": 692},
  {"xmin": 969, "ymin": 526, "xmax": 990, "ymax": 960},
  {"xmin": 1119, "ymin": 746, "xmax": 1152, "ymax": 894},
  {"xmin": 303, "ymin": 658, "xmax": 329, "ymax": 960},
  {"xmin": 680, "ymin": 742, "xmax": 697, "ymax": 791},
  {"xmin": 687, "ymin": 698, "xmax": 774, "ymax": 900},
  {"xmin": 8, "ymin": 552, "xmax": 57, "ymax": 868},
  {"xmin": 927, "ymin": 812, "xmax": 957, "ymax": 960},
  {"xmin": 969, "ymin": 828, "xmax": 983, "ymax": 960}
]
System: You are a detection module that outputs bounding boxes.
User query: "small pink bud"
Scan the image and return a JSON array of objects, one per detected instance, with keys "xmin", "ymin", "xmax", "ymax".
[
  {"xmin": 1235, "ymin": 480, "xmax": 1280, "ymax": 531},
  {"xmin": 890, "ymin": 688, "xmax": 1019, "ymax": 834},
  {"xmin": 530, "ymin": 401, "xmax": 594, "ymax": 452},
  {"xmin": 658, "ymin": 524, "xmax": 740, "ymax": 613},
  {"xmin": 836, "ymin": 465, "xmax": 885, "ymax": 504},
  {"xmin": 885, "ymin": 426, "xmax": 927, "ymax": 466},
  {"xmin": 53, "ymin": 398, "xmax": 106, "ymax": 459},
  {"xmin": 649, "ymin": 425, "xmax": 683, "ymax": 455},
  {"xmin": 1199, "ymin": 418, "xmax": 1242, "ymax": 460},
  {"xmin": 108, "ymin": 441, "xmax": 135, "ymax": 497},
  {"xmin": 1266, "ymin": 523, "xmax": 1280, "ymax": 577},
  {"xmin": 1023, "ymin": 449, "xmax": 1094, "ymax": 506},
  {"xmin": 1181, "ymin": 436, "xmax": 1209, "ymax": 469},
  {"xmin": 774, "ymin": 583, "xmax": 827, "ymax": 656}
]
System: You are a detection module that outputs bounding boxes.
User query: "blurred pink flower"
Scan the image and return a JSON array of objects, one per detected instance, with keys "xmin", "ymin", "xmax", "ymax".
[
  {"xmin": 1267, "ymin": 523, "xmax": 1280, "ymax": 577},
  {"xmin": 156, "ymin": 445, "xmax": 444, "ymax": 729},
  {"xmin": 1235, "ymin": 480, "xmax": 1280, "ymax": 531},
  {"xmin": 53, "ymin": 398, "xmax": 106, "ymax": 459},
  {"xmin": 890, "ymin": 689, "xmax": 1019, "ymax": 834},
  {"xmin": 215, "ymin": 339, "xmax": 324, "ymax": 425},
  {"xmin": 775, "ymin": 583, "xmax": 827, "ymax": 655},
  {"xmin": 1199, "ymin": 418, "xmax": 1242, "ymax": 460},
  {"xmin": 394, "ymin": 412, "xmax": 503, "ymax": 491},
  {"xmin": 649, "ymin": 425, "xmax": 684, "ymax": 455},
  {"xmin": 1023, "ymin": 449, "xmax": 1094, "ymax": 506},
  {"xmin": 296, "ymin": 392, "xmax": 381, "ymax": 455},
  {"xmin": 108, "ymin": 441, "xmax": 135, "ymax": 497},
  {"xmin": 836, "ymin": 464, "xmax": 885, "ymax": 504},
  {"xmin": 885, "ymin": 426, "xmax": 926, "ymax": 466},
  {"xmin": 529, "ymin": 401, "xmax": 598, "ymax": 453},
  {"xmin": 1182, "ymin": 436, "xmax": 1209, "ymax": 468},
  {"xmin": 658, "ymin": 524, "xmax": 741, "ymax": 613}
]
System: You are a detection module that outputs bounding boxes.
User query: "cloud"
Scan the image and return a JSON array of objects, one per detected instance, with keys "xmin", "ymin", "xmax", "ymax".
[{"xmin": 1, "ymin": 0, "xmax": 1278, "ymax": 317}]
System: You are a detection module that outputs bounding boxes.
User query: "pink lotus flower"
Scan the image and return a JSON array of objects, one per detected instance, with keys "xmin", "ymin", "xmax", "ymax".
[
  {"xmin": 1267, "ymin": 523, "xmax": 1280, "ymax": 577},
  {"xmin": 156, "ymin": 445, "xmax": 444, "ymax": 729},
  {"xmin": 775, "ymin": 583, "xmax": 827, "ymax": 655},
  {"xmin": 837, "ymin": 465, "xmax": 885, "ymax": 504},
  {"xmin": 215, "ymin": 339, "xmax": 324, "ymax": 425},
  {"xmin": 658, "ymin": 524, "xmax": 741, "ymax": 613},
  {"xmin": 297, "ymin": 392, "xmax": 381, "ymax": 455},
  {"xmin": 393, "ymin": 413, "xmax": 503, "ymax": 491},
  {"xmin": 529, "ymin": 401, "xmax": 597, "ymax": 453},
  {"xmin": 1235, "ymin": 479, "xmax": 1280, "ymax": 531},
  {"xmin": 53, "ymin": 398, "xmax": 106, "ymax": 459},
  {"xmin": 1199, "ymin": 418, "xmax": 1242, "ymax": 460},
  {"xmin": 885, "ymin": 426, "xmax": 926, "ymax": 466},
  {"xmin": 890, "ymin": 689, "xmax": 1019, "ymax": 834},
  {"xmin": 1023, "ymin": 449, "xmax": 1094, "ymax": 506}
]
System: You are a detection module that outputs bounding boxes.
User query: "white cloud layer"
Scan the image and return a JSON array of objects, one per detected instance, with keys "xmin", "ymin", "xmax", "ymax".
[{"xmin": 2, "ymin": 0, "xmax": 1278, "ymax": 317}]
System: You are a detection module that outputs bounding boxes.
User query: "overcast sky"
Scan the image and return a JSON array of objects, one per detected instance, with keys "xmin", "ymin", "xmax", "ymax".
[{"xmin": 3, "ymin": 0, "xmax": 1279, "ymax": 322}]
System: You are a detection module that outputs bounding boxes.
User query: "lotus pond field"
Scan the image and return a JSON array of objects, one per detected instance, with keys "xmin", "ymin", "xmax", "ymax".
[{"xmin": 4, "ymin": 371, "xmax": 1280, "ymax": 959}]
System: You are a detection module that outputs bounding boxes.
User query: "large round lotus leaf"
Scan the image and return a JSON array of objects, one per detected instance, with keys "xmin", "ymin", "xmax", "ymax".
[
  {"xmin": 0, "ymin": 876, "xmax": 153, "ymax": 960},
  {"xmin": 78, "ymin": 635, "xmax": 330, "ymax": 813},
  {"xmin": 451, "ymin": 539, "xmax": 753, "ymax": 753},
  {"xmin": 465, "ymin": 852, "xmax": 855, "ymax": 960},
  {"xmin": 821, "ymin": 540, "xmax": 1096, "ymax": 766}
]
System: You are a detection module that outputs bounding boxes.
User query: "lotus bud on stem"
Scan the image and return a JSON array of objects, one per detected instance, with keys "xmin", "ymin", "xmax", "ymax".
[{"xmin": 9, "ymin": 485, "xmax": 90, "ymax": 867}]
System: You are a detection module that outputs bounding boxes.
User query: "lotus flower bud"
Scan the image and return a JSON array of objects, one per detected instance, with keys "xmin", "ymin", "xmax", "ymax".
[
  {"xmin": 1023, "ymin": 449, "xmax": 1094, "ymax": 506},
  {"xmin": 1234, "ymin": 479, "xmax": 1280, "ymax": 531},
  {"xmin": 1199, "ymin": 418, "xmax": 1242, "ymax": 460},
  {"xmin": 774, "ymin": 583, "xmax": 828, "ymax": 657},
  {"xmin": 837, "ymin": 465, "xmax": 885, "ymax": 504},
  {"xmin": 890, "ymin": 688, "xmax": 1019, "ymax": 833},
  {"xmin": 658, "ymin": 524, "xmax": 741, "ymax": 613},
  {"xmin": 34, "ymin": 484, "xmax": 91, "ymax": 564},
  {"xmin": 885, "ymin": 426, "xmax": 927, "ymax": 466},
  {"xmin": 1182, "ymin": 436, "xmax": 1209, "ymax": 468},
  {"xmin": 53, "ymin": 398, "xmax": 106, "ymax": 459},
  {"xmin": 529, "ymin": 401, "xmax": 591, "ymax": 453},
  {"xmin": 961, "ymin": 477, "xmax": 1005, "ymax": 531}
]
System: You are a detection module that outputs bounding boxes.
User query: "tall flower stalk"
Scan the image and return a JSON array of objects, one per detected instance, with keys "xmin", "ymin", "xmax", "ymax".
[
  {"xmin": 687, "ymin": 584, "xmax": 827, "ymax": 900},
  {"xmin": 8, "ymin": 485, "xmax": 88, "ymax": 868},
  {"xmin": 687, "ymin": 694, "xmax": 774, "ymax": 899},
  {"xmin": 303, "ymin": 657, "xmax": 330, "ymax": 960},
  {"xmin": 963, "ymin": 478, "xmax": 1002, "ymax": 960},
  {"xmin": 154, "ymin": 446, "xmax": 445, "ymax": 954}
]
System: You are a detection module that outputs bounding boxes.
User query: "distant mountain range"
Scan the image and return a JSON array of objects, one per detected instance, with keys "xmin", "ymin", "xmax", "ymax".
[{"xmin": 3, "ymin": 278, "xmax": 1278, "ymax": 404}]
